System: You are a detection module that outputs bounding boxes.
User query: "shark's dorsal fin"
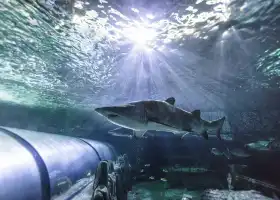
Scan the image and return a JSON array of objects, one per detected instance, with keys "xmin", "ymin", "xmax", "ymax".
[
  {"xmin": 165, "ymin": 97, "xmax": 175, "ymax": 105},
  {"xmin": 191, "ymin": 109, "xmax": 201, "ymax": 119}
]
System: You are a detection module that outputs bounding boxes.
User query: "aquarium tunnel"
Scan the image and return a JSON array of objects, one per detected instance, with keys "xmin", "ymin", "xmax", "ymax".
[
  {"xmin": 2, "ymin": 0, "xmax": 280, "ymax": 199},
  {"xmin": 0, "ymin": 126, "xmax": 117, "ymax": 200}
]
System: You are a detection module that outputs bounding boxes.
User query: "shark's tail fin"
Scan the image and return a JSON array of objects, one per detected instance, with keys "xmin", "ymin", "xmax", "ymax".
[
  {"xmin": 208, "ymin": 116, "xmax": 226, "ymax": 140},
  {"xmin": 273, "ymin": 192, "xmax": 280, "ymax": 200}
]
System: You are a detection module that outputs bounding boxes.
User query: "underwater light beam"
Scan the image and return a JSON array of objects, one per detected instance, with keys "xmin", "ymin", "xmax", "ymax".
[{"xmin": 123, "ymin": 25, "xmax": 158, "ymax": 49}]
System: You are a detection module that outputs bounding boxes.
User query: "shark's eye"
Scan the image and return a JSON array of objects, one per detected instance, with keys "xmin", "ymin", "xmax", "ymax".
[{"xmin": 108, "ymin": 114, "xmax": 118, "ymax": 118}]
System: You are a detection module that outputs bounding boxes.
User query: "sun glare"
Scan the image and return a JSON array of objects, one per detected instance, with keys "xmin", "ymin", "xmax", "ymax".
[{"xmin": 123, "ymin": 25, "xmax": 158, "ymax": 48}]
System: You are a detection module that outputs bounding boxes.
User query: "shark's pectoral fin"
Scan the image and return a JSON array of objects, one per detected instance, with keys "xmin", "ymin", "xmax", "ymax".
[
  {"xmin": 108, "ymin": 127, "xmax": 124, "ymax": 135},
  {"xmin": 165, "ymin": 97, "xmax": 175, "ymax": 105},
  {"xmin": 191, "ymin": 109, "xmax": 201, "ymax": 119},
  {"xmin": 133, "ymin": 130, "xmax": 148, "ymax": 138},
  {"xmin": 201, "ymin": 131, "xmax": 209, "ymax": 140},
  {"xmin": 216, "ymin": 121, "xmax": 224, "ymax": 140},
  {"xmin": 212, "ymin": 116, "xmax": 225, "ymax": 140},
  {"xmin": 217, "ymin": 131, "xmax": 222, "ymax": 140},
  {"xmin": 181, "ymin": 133, "xmax": 189, "ymax": 139}
]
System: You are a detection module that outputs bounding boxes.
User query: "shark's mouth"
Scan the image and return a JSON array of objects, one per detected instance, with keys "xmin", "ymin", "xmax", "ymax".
[{"xmin": 108, "ymin": 114, "xmax": 118, "ymax": 118}]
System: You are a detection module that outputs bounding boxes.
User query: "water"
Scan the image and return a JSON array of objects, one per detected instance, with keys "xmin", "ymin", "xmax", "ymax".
[
  {"xmin": 1, "ymin": 0, "xmax": 280, "ymax": 109},
  {"xmin": 1, "ymin": 0, "xmax": 280, "ymax": 199}
]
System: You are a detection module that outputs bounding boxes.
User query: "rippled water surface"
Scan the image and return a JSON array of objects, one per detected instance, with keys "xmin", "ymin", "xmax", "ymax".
[{"xmin": 1, "ymin": 0, "xmax": 280, "ymax": 110}]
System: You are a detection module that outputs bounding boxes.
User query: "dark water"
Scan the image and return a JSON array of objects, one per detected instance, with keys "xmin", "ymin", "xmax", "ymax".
[{"xmin": 1, "ymin": 0, "xmax": 280, "ymax": 199}]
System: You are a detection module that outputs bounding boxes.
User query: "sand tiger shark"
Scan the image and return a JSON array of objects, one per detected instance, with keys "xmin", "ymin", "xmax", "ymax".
[{"xmin": 94, "ymin": 97, "xmax": 226, "ymax": 140}]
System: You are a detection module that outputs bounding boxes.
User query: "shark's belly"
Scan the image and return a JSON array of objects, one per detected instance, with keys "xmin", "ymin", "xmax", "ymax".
[
  {"xmin": 146, "ymin": 121, "xmax": 183, "ymax": 133},
  {"xmin": 108, "ymin": 118, "xmax": 147, "ymax": 130},
  {"xmin": 108, "ymin": 117, "xmax": 183, "ymax": 133}
]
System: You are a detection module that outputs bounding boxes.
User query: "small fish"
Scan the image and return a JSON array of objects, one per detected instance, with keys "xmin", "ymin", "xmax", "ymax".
[
  {"xmin": 230, "ymin": 148, "xmax": 251, "ymax": 158},
  {"xmin": 228, "ymin": 164, "xmax": 247, "ymax": 170},
  {"xmin": 149, "ymin": 176, "xmax": 155, "ymax": 180},
  {"xmin": 160, "ymin": 178, "xmax": 167, "ymax": 182},
  {"xmin": 144, "ymin": 164, "xmax": 151, "ymax": 167},
  {"xmin": 245, "ymin": 141, "xmax": 270, "ymax": 151},
  {"xmin": 211, "ymin": 148, "xmax": 224, "ymax": 156},
  {"xmin": 211, "ymin": 147, "xmax": 250, "ymax": 159},
  {"xmin": 166, "ymin": 166, "xmax": 210, "ymax": 173},
  {"xmin": 162, "ymin": 169, "xmax": 168, "ymax": 173}
]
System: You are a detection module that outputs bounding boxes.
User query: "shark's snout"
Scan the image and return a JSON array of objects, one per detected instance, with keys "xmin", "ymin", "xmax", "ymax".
[
  {"xmin": 94, "ymin": 107, "xmax": 101, "ymax": 113},
  {"xmin": 95, "ymin": 107, "xmax": 110, "ymax": 115},
  {"xmin": 94, "ymin": 107, "xmax": 104, "ymax": 115}
]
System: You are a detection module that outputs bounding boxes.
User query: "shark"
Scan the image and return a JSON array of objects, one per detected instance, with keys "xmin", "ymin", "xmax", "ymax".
[{"xmin": 94, "ymin": 97, "xmax": 226, "ymax": 140}]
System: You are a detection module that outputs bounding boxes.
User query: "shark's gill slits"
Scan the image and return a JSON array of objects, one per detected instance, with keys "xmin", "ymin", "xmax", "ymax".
[
  {"xmin": 137, "ymin": 104, "xmax": 147, "ymax": 123},
  {"xmin": 141, "ymin": 108, "xmax": 148, "ymax": 123}
]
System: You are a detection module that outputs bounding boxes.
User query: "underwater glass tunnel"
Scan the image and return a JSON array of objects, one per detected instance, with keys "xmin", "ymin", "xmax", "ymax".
[{"xmin": 1, "ymin": 0, "xmax": 280, "ymax": 199}]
